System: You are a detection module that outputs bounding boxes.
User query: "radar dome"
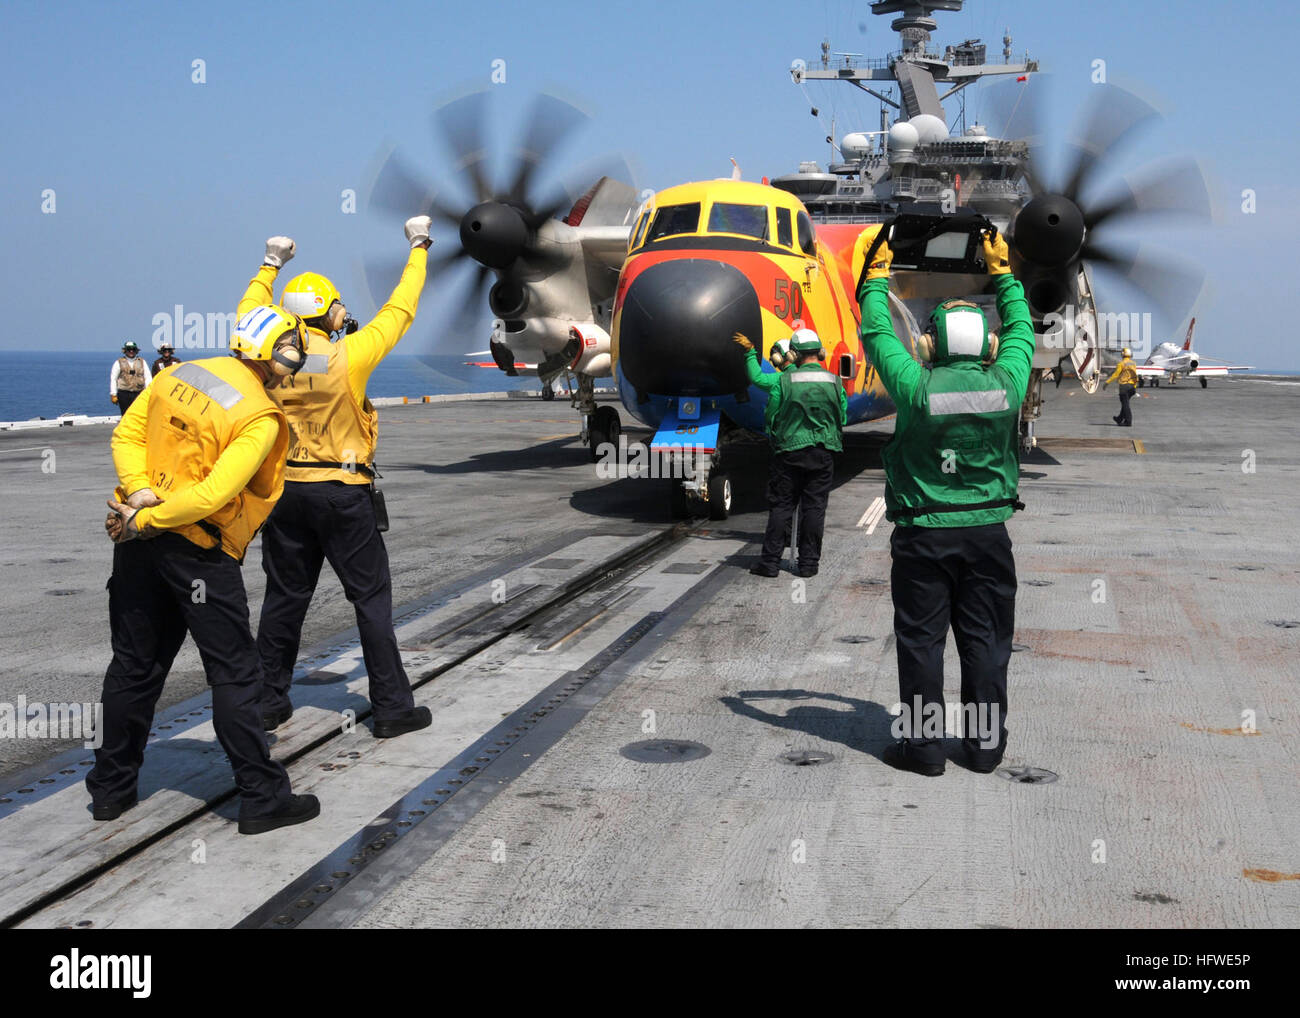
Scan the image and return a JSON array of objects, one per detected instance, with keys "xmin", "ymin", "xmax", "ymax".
[
  {"xmin": 840, "ymin": 132, "xmax": 873, "ymax": 161},
  {"xmin": 909, "ymin": 113, "xmax": 949, "ymax": 145},
  {"xmin": 887, "ymin": 121, "xmax": 919, "ymax": 162}
]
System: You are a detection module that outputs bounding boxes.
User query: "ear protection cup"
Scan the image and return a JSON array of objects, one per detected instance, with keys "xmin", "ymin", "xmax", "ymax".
[
  {"xmin": 327, "ymin": 302, "xmax": 347, "ymax": 333},
  {"xmin": 269, "ymin": 324, "xmax": 306, "ymax": 377},
  {"xmin": 916, "ymin": 333, "xmax": 935, "ymax": 362},
  {"xmin": 986, "ymin": 333, "xmax": 999, "ymax": 362}
]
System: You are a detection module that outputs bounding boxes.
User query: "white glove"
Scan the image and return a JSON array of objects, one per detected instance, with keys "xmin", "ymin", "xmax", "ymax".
[
  {"xmin": 264, "ymin": 236, "xmax": 296, "ymax": 268},
  {"xmin": 404, "ymin": 216, "xmax": 433, "ymax": 249}
]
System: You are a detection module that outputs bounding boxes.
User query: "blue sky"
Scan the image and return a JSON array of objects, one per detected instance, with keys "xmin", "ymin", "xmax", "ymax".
[{"xmin": 2, "ymin": 0, "xmax": 1296, "ymax": 369}]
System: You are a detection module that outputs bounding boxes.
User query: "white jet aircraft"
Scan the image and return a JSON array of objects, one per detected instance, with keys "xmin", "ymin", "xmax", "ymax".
[{"xmin": 1135, "ymin": 319, "xmax": 1252, "ymax": 388}]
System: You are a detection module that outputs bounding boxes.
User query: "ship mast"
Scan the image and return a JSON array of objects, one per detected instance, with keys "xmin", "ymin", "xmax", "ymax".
[{"xmin": 796, "ymin": 0, "xmax": 1036, "ymax": 128}]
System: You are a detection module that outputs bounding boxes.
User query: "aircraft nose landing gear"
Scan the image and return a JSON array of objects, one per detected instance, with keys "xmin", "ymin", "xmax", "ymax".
[
  {"xmin": 588, "ymin": 405, "xmax": 621, "ymax": 461},
  {"xmin": 669, "ymin": 462, "xmax": 732, "ymax": 520}
]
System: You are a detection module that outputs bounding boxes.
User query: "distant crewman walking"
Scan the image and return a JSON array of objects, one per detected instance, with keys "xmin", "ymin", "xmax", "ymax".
[
  {"xmin": 152, "ymin": 343, "xmax": 182, "ymax": 377},
  {"xmin": 110, "ymin": 342, "xmax": 151, "ymax": 415},
  {"xmin": 854, "ymin": 223, "xmax": 1034, "ymax": 776},
  {"xmin": 93, "ymin": 304, "xmax": 320, "ymax": 835},
  {"xmin": 734, "ymin": 328, "xmax": 848, "ymax": 578},
  {"xmin": 1104, "ymin": 347, "xmax": 1138, "ymax": 427},
  {"xmin": 239, "ymin": 219, "xmax": 434, "ymax": 738}
]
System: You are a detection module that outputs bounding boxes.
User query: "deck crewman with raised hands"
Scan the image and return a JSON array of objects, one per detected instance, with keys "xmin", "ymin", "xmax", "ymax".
[
  {"xmin": 239, "ymin": 219, "xmax": 433, "ymax": 738},
  {"xmin": 853, "ymin": 223, "xmax": 1034, "ymax": 777}
]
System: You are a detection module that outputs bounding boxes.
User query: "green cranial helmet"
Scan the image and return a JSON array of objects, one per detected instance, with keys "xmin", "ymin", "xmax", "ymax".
[
  {"xmin": 929, "ymin": 300, "xmax": 990, "ymax": 363},
  {"xmin": 789, "ymin": 328, "xmax": 825, "ymax": 357}
]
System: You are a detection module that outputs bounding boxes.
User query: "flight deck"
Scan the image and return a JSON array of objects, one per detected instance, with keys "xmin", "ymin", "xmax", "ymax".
[{"xmin": 0, "ymin": 379, "xmax": 1296, "ymax": 928}]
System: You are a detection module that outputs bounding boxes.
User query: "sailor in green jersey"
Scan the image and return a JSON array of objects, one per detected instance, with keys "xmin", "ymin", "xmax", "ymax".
[
  {"xmin": 853, "ymin": 223, "xmax": 1035, "ymax": 776},
  {"xmin": 734, "ymin": 327, "xmax": 848, "ymax": 578}
]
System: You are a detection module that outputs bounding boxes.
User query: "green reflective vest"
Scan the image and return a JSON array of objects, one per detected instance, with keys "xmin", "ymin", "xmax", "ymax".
[
  {"xmin": 858, "ymin": 274, "xmax": 1036, "ymax": 528},
  {"xmin": 881, "ymin": 361, "xmax": 1021, "ymax": 526},
  {"xmin": 746, "ymin": 353, "xmax": 847, "ymax": 454},
  {"xmin": 762, "ymin": 360, "xmax": 795, "ymax": 432}
]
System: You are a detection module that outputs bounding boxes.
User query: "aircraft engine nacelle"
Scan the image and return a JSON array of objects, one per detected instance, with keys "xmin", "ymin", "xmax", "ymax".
[
  {"xmin": 568, "ymin": 323, "xmax": 611, "ymax": 377},
  {"xmin": 1189, "ymin": 358, "xmax": 1198, "ymax": 372}
]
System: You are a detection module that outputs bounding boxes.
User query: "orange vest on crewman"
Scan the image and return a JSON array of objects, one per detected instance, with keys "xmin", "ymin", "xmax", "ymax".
[
  {"xmin": 138, "ymin": 358, "xmax": 288, "ymax": 559},
  {"xmin": 117, "ymin": 356, "xmax": 147, "ymax": 392},
  {"xmin": 275, "ymin": 331, "xmax": 378, "ymax": 484}
]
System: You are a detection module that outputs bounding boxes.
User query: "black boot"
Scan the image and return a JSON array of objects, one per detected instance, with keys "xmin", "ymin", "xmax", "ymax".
[
  {"xmin": 882, "ymin": 741, "xmax": 945, "ymax": 776},
  {"xmin": 372, "ymin": 706, "xmax": 432, "ymax": 739},
  {"xmin": 238, "ymin": 794, "xmax": 320, "ymax": 836},
  {"xmin": 92, "ymin": 793, "xmax": 138, "ymax": 821}
]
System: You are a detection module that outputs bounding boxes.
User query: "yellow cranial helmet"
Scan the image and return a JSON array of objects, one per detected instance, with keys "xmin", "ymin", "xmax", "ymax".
[
  {"xmin": 280, "ymin": 272, "xmax": 342, "ymax": 322},
  {"xmin": 230, "ymin": 305, "xmax": 307, "ymax": 376}
]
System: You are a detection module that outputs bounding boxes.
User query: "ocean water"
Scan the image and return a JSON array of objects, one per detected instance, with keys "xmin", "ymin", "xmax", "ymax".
[{"xmin": 0, "ymin": 351, "xmax": 543, "ymax": 422}]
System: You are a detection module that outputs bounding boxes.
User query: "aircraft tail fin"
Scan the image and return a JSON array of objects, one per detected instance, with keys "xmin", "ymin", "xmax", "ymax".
[{"xmin": 1182, "ymin": 317, "xmax": 1196, "ymax": 351}]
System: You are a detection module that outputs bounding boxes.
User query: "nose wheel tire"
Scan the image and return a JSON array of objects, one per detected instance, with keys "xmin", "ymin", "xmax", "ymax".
[
  {"xmin": 707, "ymin": 471, "xmax": 732, "ymax": 520},
  {"xmin": 588, "ymin": 405, "xmax": 621, "ymax": 462}
]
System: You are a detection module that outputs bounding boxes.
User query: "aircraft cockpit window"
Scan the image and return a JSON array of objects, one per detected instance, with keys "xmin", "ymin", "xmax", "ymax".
[
  {"xmin": 630, "ymin": 211, "xmax": 650, "ymax": 250},
  {"xmin": 796, "ymin": 211, "xmax": 817, "ymax": 256},
  {"xmin": 707, "ymin": 202, "xmax": 768, "ymax": 240},
  {"xmin": 647, "ymin": 203, "xmax": 701, "ymax": 241},
  {"xmin": 775, "ymin": 207, "xmax": 793, "ymax": 248}
]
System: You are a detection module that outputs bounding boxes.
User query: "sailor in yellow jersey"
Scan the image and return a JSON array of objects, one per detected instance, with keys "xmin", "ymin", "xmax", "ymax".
[
  {"xmin": 92, "ymin": 305, "xmax": 321, "ymax": 835},
  {"xmin": 238, "ymin": 218, "xmax": 433, "ymax": 738},
  {"xmin": 1103, "ymin": 347, "xmax": 1139, "ymax": 427}
]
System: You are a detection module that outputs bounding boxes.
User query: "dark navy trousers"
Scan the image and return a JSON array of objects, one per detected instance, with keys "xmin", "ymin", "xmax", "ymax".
[
  {"xmin": 759, "ymin": 446, "xmax": 835, "ymax": 569},
  {"xmin": 256, "ymin": 481, "xmax": 415, "ymax": 722},
  {"xmin": 889, "ymin": 522, "xmax": 1016, "ymax": 768},
  {"xmin": 88, "ymin": 535, "xmax": 292, "ymax": 819},
  {"xmin": 1117, "ymin": 383, "xmax": 1135, "ymax": 426}
]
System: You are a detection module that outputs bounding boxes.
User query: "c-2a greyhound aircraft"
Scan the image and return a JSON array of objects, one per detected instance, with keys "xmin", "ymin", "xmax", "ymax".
[{"xmin": 367, "ymin": 94, "xmax": 1100, "ymax": 520}]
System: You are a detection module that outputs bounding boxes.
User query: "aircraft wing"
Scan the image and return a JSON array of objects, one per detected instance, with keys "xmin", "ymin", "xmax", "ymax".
[
  {"xmin": 1191, "ymin": 364, "xmax": 1253, "ymax": 376},
  {"xmin": 1133, "ymin": 364, "xmax": 1167, "ymax": 376}
]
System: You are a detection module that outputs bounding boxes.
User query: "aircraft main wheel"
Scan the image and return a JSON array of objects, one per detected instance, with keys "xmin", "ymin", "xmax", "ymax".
[
  {"xmin": 707, "ymin": 472, "xmax": 732, "ymax": 520},
  {"xmin": 588, "ymin": 405, "xmax": 620, "ymax": 461},
  {"xmin": 541, "ymin": 383, "xmax": 555, "ymax": 401},
  {"xmin": 1200, "ymin": 377, "xmax": 1208, "ymax": 389},
  {"xmin": 670, "ymin": 479, "xmax": 691, "ymax": 519},
  {"xmin": 1137, "ymin": 378, "xmax": 1144, "ymax": 388}
]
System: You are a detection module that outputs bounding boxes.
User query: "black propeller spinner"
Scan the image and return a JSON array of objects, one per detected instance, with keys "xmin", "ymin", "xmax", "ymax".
[
  {"xmin": 362, "ymin": 91, "xmax": 592, "ymax": 339},
  {"xmin": 989, "ymin": 80, "xmax": 1210, "ymax": 328}
]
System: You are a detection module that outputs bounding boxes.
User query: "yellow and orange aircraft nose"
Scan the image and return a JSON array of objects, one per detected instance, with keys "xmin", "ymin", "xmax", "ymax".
[{"xmin": 616, "ymin": 259, "xmax": 762, "ymax": 397}]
